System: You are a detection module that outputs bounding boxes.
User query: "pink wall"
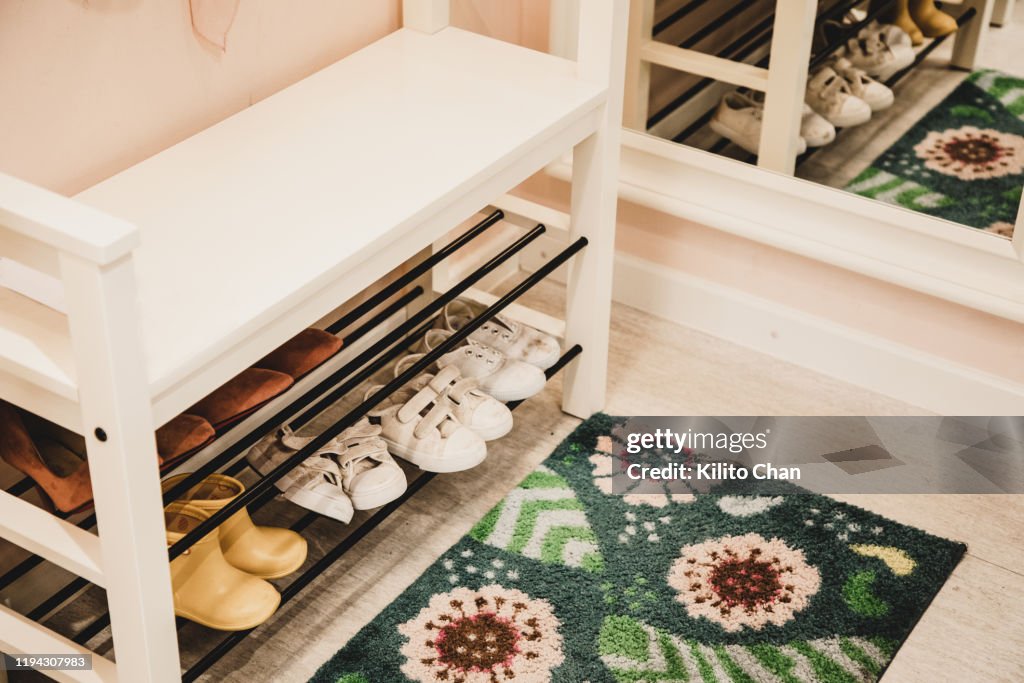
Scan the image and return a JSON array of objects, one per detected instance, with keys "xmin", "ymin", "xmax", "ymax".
[{"xmin": 2, "ymin": 1, "xmax": 1019, "ymax": 388}]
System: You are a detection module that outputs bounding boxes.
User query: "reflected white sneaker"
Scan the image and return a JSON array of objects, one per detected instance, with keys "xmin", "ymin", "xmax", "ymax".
[
  {"xmin": 830, "ymin": 57, "xmax": 894, "ymax": 111},
  {"xmin": 710, "ymin": 91, "xmax": 807, "ymax": 155},
  {"xmin": 806, "ymin": 67, "xmax": 872, "ymax": 127},
  {"xmin": 439, "ymin": 300, "xmax": 561, "ymax": 370},
  {"xmin": 839, "ymin": 21, "xmax": 914, "ymax": 81},
  {"xmin": 395, "ymin": 355, "xmax": 513, "ymax": 441},
  {"xmin": 420, "ymin": 329, "xmax": 545, "ymax": 403},
  {"xmin": 802, "ymin": 104, "xmax": 836, "ymax": 147},
  {"xmin": 246, "ymin": 426, "xmax": 354, "ymax": 523},
  {"xmin": 365, "ymin": 384, "xmax": 487, "ymax": 473}
]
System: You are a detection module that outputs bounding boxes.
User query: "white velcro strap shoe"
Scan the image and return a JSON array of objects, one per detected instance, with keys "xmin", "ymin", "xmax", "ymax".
[
  {"xmin": 710, "ymin": 91, "xmax": 808, "ymax": 155},
  {"xmin": 830, "ymin": 57, "xmax": 894, "ymax": 111},
  {"xmin": 395, "ymin": 355, "xmax": 513, "ymax": 441},
  {"xmin": 245, "ymin": 425, "xmax": 354, "ymax": 523},
  {"xmin": 420, "ymin": 329, "xmax": 545, "ymax": 403},
  {"xmin": 801, "ymin": 104, "xmax": 836, "ymax": 147},
  {"xmin": 314, "ymin": 419, "xmax": 407, "ymax": 510},
  {"xmin": 366, "ymin": 384, "xmax": 487, "ymax": 473},
  {"xmin": 438, "ymin": 299, "xmax": 561, "ymax": 370},
  {"xmin": 806, "ymin": 67, "xmax": 872, "ymax": 127}
]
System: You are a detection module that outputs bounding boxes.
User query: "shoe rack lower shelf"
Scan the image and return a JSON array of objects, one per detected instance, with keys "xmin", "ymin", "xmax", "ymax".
[{"xmin": 0, "ymin": 209, "xmax": 587, "ymax": 681}]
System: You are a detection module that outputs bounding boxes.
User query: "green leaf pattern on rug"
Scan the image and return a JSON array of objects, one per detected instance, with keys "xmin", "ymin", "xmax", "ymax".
[
  {"xmin": 308, "ymin": 415, "xmax": 966, "ymax": 683},
  {"xmin": 845, "ymin": 68, "xmax": 1024, "ymax": 233}
]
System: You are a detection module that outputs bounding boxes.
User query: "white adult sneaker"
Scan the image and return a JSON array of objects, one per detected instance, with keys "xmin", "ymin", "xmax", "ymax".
[
  {"xmin": 246, "ymin": 426, "xmax": 354, "ymax": 523},
  {"xmin": 438, "ymin": 300, "xmax": 561, "ymax": 370},
  {"xmin": 802, "ymin": 104, "xmax": 836, "ymax": 147},
  {"xmin": 312, "ymin": 420, "xmax": 407, "ymax": 510},
  {"xmin": 420, "ymin": 329, "xmax": 545, "ymax": 403},
  {"xmin": 710, "ymin": 91, "xmax": 807, "ymax": 155},
  {"xmin": 805, "ymin": 67, "xmax": 872, "ymax": 127},
  {"xmin": 830, "ymin": 57, "xmax": 894, "ymax": 111},
  {"xmin": 365, "ymin": 384, "xmax": 487, "ymax": 473},
  {"xmin": 395, "ymin": 355, "xmax": 513, "ymax": 441}
]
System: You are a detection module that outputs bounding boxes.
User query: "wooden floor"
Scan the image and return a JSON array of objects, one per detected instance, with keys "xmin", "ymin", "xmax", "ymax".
[{"xmin": 185, "ymin": 280, "xmax": 1023, "ymax": 682}]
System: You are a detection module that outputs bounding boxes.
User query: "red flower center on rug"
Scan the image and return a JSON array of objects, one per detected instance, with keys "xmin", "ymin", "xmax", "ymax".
[
  {"xmin": 942, "ymin": 136, "xmax": 1004, "ymax": 165},
  {"xmin": 435, "ymin": 612, "xmax": 520, "ymax": 672},
  {"xmin": 707, "ymin": 555, "xmax": 783, "ymax": 611}
]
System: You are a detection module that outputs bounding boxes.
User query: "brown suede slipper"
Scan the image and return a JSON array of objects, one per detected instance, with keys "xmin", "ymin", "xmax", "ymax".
[
  {"xmin": 188, "ymin": 368, "xmax": 294, "ymax": 431},
  {"xmin": 0, "ymin": 401, "xmax": 94, "ymax": 514},
  {"xmin": 156, "ymin": 414, "xmax": 216, "ymax": 471},
  {"xmin": 256, "ymin": 328, "xmax": 343, "ymax": 380}
]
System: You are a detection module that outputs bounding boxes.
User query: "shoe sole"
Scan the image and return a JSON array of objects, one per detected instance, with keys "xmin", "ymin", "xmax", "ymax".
[
  {"xmin": 385, "ymin": 440, "xmax": 487, "ymax": 473},
  {"xmin": 481, "ymin": 372, "xmax": 547, "ymax": 403},
  {"xmin": 284, "ymin": 485, "xmax": 354, "ymax": 523}
]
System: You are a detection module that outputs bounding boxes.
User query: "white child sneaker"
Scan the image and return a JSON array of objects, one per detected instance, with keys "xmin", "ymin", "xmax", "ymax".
[
  {"xmin": 439, "ymin": 300, "xmax": 561, "ymax": 370},
  {"xmin": 246, "ymin": 426, "xmax": 354, "ymax": 523},
  {"xmin": 710, "ymin": 91, "xmax": 808, "ymax": 155},
  {"xmin": 365, "ymin": 384, "xmax": 487, "ymax": 473},
  {"xmin": 805, "ymin": 67, "xmax": 872, "ymax": 127},
  {"xmin": 802, "ymin": 104, "xmax": 836, "ymax": 147},
  {"xmin": 395, "ymin": 355, "xmax": 513, "ymax": 441},
  {"xmin": 420, "ymin": 329, "xmax": 545, "ymax": 403},
  {"xmin": 839, "ymin": 22, "xmax": 914, "ymax": 81},
  {"xmin": 829, "ymin": 57, "xmax": 894, "ymax": 111},
  {"xmin": 312, "ymin": 420, "xmax": 407, "ymax": 510}
]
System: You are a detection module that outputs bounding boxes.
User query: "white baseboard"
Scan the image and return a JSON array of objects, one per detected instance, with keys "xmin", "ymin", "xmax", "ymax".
[{"xmin": 521, "ymin": 235, "xmax": 1024, "ymax": 414}]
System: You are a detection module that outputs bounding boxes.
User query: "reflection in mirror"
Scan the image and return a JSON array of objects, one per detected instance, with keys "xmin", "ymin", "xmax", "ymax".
[{"xmin": 626, "ymin": 0, "xmax": 1023, "ymax": 240}]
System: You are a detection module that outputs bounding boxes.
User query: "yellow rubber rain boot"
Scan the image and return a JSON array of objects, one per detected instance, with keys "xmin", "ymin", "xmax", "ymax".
[
  {"xmin": 166, "ymin": 502, "xmax": 281, "ymax": 631},
  {"xmin": 909, "ymin": 0, "xmax": 958, "ymax": 38},
  {"xmin": 163, "ymin": 474, "xmax": 307, "ymax": 579},
  {"xmin": 872, "ymin": 0, "xmax": 924, "ymax": 45}
]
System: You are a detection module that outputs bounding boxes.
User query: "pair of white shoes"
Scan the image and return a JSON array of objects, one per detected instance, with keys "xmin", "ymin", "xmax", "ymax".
[
  {"xmin": 830, "ymin": 16, "xmax": 915, "ymax": 82},
  {"xmin": 805, "ymin": 57, "xmax": 894, "ymax": 129},
  {"xmin": 366, "ymin": 299, "xmax": 561, "ymax": 474},
  {"xmin": 247, "ymin": 418, "xmax": 407, "ymax": 523}
]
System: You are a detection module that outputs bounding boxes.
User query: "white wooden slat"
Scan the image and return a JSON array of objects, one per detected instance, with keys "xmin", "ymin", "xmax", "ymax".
[
  {"xmin": 0, "ymin": 172, "xmax": 137, "ymax": 266},
  {"xmin": 639, "ymin": 42, "xmax": 770, "ymax": 91},
  {"xmin": 460, "ymin": 287, "xmax": 567, "ymax": 340},
  {"xmin": 951, "ymin": 0, "xmax": 994, "ymax": 69},
  {"xmin": 0, "ymin": 491, "xmax": 105, "ymax": 586},
  {"xmin": 492, "ymin": 194, "xmax": 571, "ymax": 235},
  {"xmin": 0, "ymin": 604, "xmax": 118, "ymax": 683},
  {"xmin": 624, "ymin": 0, "xmax": 655, "ymax": 129}
]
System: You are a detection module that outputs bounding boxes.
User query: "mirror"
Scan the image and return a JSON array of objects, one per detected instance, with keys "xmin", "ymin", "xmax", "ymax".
[{"xmin": 625, "ymin": 0, "xmax": 1023, "ymax": 241}]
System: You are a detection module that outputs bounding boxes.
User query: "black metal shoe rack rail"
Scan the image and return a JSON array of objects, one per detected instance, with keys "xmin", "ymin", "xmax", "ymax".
[
  {"xmin": 648, "ymin": 0, "xmax": 977, "ymax": 159},
  {"xmin": 0, "ymin": 208, "xmax": 587, "ymax": 681}
]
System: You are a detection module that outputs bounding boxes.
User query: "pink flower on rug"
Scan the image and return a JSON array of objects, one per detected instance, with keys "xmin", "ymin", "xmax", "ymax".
[
  {"xmin": 668, "ymin": 533, "xmax": 820, "ymax": 632},
  {"xmin": 984, "ymin": 221, "xmax": 1015, "ymax": 237},
  {"xmin": 914, "ymin": 126, "xmax": 1024, "ymax": 180},
  {"xmin": 398, "ymin": 585, "xmax": 564, "ymax": 682}
]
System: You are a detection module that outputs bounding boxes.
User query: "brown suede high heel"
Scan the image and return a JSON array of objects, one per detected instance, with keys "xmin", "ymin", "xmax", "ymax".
[
  {"xmin": 0, "ymin": 401, "xmax": 93, "ymax": 514},
  {"xmin": 256, "ymin": 328, "xmax": 343, "ymax": 380},
  {"xmin": 188, "ymin": 368, "xmax": 294, "ymax": 431}
]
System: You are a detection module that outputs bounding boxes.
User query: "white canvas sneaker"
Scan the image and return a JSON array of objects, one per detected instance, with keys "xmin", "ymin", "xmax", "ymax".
[
  {"xmin": 395, "ymin": 355, "xmax": 513, "ymax": 441},
  {"xmin": 829, "ymin": 57, "xmax": 894, "ymax": 111},
  {"xmin": 246, "ymin": 426, "xmax": 354, "ymax": 523},
  {"xmin": 805, "ymin": 67, "xmax": 872, "ymax": 127},
  {"xmin": 838, "ymin": 22, "xmax": 914, "ymax": 81},
  {"xmin": 710, "ymin": 91, "xmax": 808, "ymax": 155},
  {"xmin": 439, "ymin": 300, "xmax": 561, "ymax": 370},
  {"xmin": 312, "ymin": 420, "xmax": 407, "ymax": 510},
  {"xmin": 365, "ymin": 384, "xmax": 487, "ymax": 473},
  {"xmin": 420, "ymin": 329, "xmax": 545, "ymax": 403},
  {"xmin": 802, "ymin": 104, "xmax": 836, "ymax": 147}
]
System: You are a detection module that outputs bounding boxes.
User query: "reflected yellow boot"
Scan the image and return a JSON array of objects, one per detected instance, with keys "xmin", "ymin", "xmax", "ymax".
[
  {"xmin": 163, "ymin": 474, "xmax": 307, "ymax": 579},
  {"xmin": 909, "ymin": 0, "xmax": 958, "ymax": 37},
  {"xmin": 871, "ymin": 0, "xmax": 924, "ymax": 45},
  {"xmin": 166, "ymin": 502, "xmax": 281, "ymax": 631}
]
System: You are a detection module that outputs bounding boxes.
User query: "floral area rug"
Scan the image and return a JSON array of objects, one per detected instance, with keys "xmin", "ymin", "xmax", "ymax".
[
  {"xmin": 310, "ymin": 415, "xmax": 965, "ymax": 683},
  {"xmin": 844, "ymin": 69, "xmax": 1024, "ymax": 236}
]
